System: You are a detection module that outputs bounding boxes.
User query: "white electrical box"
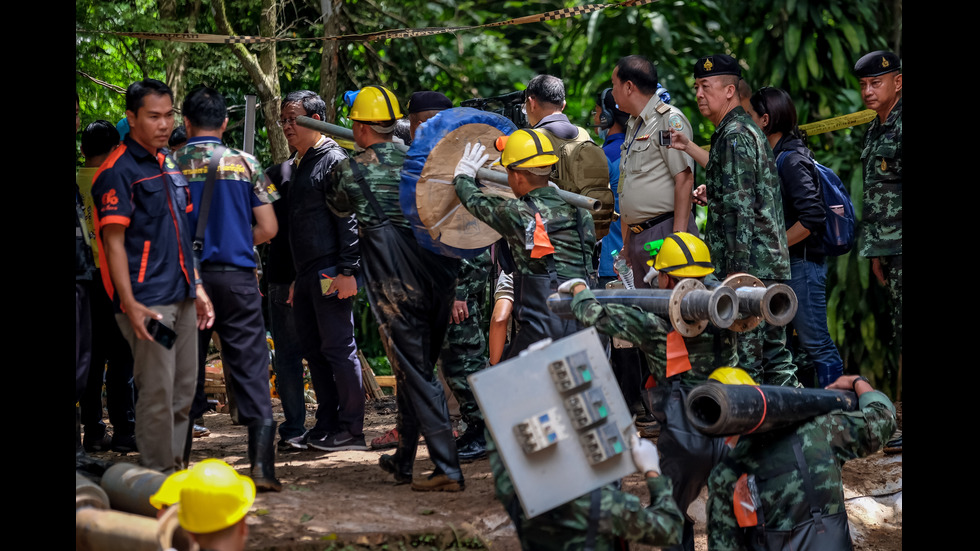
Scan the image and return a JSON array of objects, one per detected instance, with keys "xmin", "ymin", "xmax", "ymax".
[{"xmin": 469, "ymin": 327, "xmax": 636, "ymax": 518}]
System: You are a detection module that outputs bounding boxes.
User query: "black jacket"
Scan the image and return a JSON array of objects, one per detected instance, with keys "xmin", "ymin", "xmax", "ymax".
[
  {"xmin": 286, "ymin": 139, "xmax": 360, "ymax": 276},
  {"xmin": 773, "ymin": 135, "xmax": 825, "ymax": 260}
]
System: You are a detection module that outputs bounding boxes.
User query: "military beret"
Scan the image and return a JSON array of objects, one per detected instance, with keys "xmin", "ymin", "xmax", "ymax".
[
  {"xmin": 693, "ymin": 54, "xmax": 741, "ymax": 79},
  {"xmin": 853, "ymin": 50, "xmax": 901, "ymax": 78},
  {"xmin": 407, "ymin": 91, "xmax": 453, "ymax": 114}
]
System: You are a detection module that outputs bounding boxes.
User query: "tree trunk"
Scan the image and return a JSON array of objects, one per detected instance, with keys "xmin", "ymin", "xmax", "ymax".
[
  {"xmin": 211, "ymin": 0, "xmax": 290, "ymax": 163},
  {"xmin": 318, "ymin": 0, "xmax": 344, "ymax": 124}
]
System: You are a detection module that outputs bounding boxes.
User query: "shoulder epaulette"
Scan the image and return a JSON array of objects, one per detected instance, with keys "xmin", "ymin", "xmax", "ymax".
[{"xmin": 655, "ymin": 102, "xmax": 671, "ymax": 115}]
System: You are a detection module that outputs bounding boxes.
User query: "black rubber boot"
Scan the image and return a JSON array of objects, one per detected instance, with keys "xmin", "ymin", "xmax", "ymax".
[
  {"xmin": 248, "ymin": 419, "xmax": 282, "ymax": 492},
  {"xmin": 379, "ymin": 403, "xmax": 419, "ymax": 484}
]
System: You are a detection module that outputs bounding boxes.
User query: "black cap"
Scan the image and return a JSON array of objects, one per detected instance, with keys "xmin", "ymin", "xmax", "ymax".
[
  {"xmin": 854, "ymin": 50, "xmax": 901, "ymax": 78},
  {"xmin": 693, "ymin": 54, "xmax": 741, "ymax": 79},
  {"xmin": 407, "ymin": 91, "xmax": 452, "ymax": 114}
]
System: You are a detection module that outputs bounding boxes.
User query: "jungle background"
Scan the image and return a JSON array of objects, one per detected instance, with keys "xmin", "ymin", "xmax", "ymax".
[{"xmin": 75, "ymin": 0, "xmax": 904, "ymax": 399}]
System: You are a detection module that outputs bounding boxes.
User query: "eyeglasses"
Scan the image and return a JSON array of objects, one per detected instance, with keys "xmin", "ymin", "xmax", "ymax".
[{"xmin": 276, "ymin": 117, "xmax": 297, "ymax": 128}]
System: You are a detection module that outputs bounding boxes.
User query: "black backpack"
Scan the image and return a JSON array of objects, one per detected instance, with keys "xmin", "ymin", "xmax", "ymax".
[{"xmin": 776, "ymin": 150, "xmax": 856, "ymax": 257}]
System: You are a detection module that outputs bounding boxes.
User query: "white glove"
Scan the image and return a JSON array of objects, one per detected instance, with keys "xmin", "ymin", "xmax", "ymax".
[
  {"xmin": 454, "ymin": 142, "xmax": 489, "ymax": 179},
  {"xmin": 557, "ymin": 278, "xmax": 588, "ymax": 296},
  {"xmin": 630, "ymin": 433, "xmax": 662, "ymax": 475}
]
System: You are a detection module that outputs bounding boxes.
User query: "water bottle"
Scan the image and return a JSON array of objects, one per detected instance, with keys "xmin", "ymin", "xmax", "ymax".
[{"xmin": 611, "ymin": 249, "xmax": 635, "ymax": 289}]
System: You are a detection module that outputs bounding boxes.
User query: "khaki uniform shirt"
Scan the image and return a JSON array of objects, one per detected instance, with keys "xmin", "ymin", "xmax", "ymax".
[{"xmin": 618, "ymin": 96, "xmax": 695, "ymax": 225}]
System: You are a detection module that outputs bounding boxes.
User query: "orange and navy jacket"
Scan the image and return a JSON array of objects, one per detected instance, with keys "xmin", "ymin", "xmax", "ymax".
[{"xmin": 91, "ymin": 136, "xmax": 197, "ymax": 311}]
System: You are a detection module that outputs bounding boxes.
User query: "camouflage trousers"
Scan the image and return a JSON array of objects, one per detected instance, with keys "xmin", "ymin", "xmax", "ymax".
[
  {"xmin": 736, "ymin": 322, "xmax": 799, "ymax": 387},
  {"xmin": 878, "ymin": 254, "xmax": 902, "ymax": 352},
  {"xmin": 438, "ymin": 294, "xmax": 488, "ymax": 424}
]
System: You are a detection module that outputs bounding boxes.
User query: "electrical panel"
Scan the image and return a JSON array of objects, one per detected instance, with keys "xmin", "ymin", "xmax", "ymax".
[{"xmin": 470, "ymin": 327, "xmax": 636, "ymax": 518}]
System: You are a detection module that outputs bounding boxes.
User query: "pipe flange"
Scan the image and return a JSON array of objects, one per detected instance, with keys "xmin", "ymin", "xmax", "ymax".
[
  {"xmin": 759, "ymin": 282, "xmax": 798, "ymax": 326},
  {"xmin": 720, "ymin": 273, "xmax": 764, "ymax": 332},
  {"xmin": 669, "ymin": 278, "xmax": 708, "ymax": 337}
]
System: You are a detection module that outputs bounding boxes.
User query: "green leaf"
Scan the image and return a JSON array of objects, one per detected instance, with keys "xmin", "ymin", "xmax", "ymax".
[
  {"xmin": 827, "ymin": 34, "xmax": 845, "ymax": 79},
  {"xmin": 840, "ymin": 21, "xmax": 861, "ymax": 52},
  {"xmin": 785, "ymin": 23, "xmax": 801, "ymax": 59}
]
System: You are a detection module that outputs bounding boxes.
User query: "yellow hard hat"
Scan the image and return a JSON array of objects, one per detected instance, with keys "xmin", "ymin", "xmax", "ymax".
[
  {"xmin": 708, "ymin": 367, "xmax": 757, "ymax": 385},
  {"xmin": 495, "ymin": 129, "xmax": 559, "ymax": 169},
  {"xmin": 653, "ymin": 232, "xmax": 714, "ymax": 278},
  {"xmin": 177, "ymin": 459, "xmax": 256, "ymax": 534},
  {"xmin": 350, "ymin": 85, "xmax": 403, "ymax": 122},
  {"xmin": 149, "ymin": 469, "xmax": 190, "ymax": 510}
]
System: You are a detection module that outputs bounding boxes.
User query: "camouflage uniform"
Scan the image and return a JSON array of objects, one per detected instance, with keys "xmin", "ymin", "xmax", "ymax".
[
  {"xmin": 327, "ymin": 142, "xmax": 463, "ymax": 483},
  {"xmin": 571, "ymin": 287, "xmax": 734, "ymax": 551},
  {"xmin": 707, "ymin": 390, "xmax": 896, "ymax": 550},
  {"xmin": 438, "ymin": 250, "xmax": 491, "ymax": 425},
  {"xmin": 488, "ymin": 434, "xmax": 683, "ymax": 550},
  {"xmin": 860, "ymin": 98, "xmax": 902, "ymax": 349},
  {"xmin": 704, "ymin": 107, "xmax": 797, "ymax": 387},
  {"xmin": 454, "ymin": 175, "xmax": 595, "ymax": 280},
  {"xmin": 454, "ymin": 174, "xmax": 595, "ymax": 358}
]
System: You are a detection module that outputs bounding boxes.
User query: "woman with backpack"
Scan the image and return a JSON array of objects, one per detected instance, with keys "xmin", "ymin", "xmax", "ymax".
[{"xmin": 747, "ymin": 87, "xmax": 844, "ymax": 388}]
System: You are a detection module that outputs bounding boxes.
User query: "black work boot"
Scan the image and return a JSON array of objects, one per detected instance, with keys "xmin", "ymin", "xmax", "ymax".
[
  {"xmin": 248, "ymin": 419, "xmax": 282, "ymax": 492},
  {"xmin": 456, "ymin": 420, "xmax": 487, "ymax": 463}
]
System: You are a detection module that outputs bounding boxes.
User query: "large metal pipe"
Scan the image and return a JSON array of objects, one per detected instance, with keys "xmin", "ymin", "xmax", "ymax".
[
  {"xmin": 546, "ymin": 279, "xmax": 739, "ymax": 337},
  {"xmin": 684, "ymin": 383, "xmax": 858, "ymax": 437},
  {"xmin": 295, "ymin": 115, "xmax": 601, "ymax": 212},
  {"xmin": 707, "ymin": 273, "xmax": 798, "ymax": 331},
  {"xmin": 76, "ymin": 506, "xmax": 192, "ymax": 551},
  {"xmin": 76, "ymin": 473, "xmax": 110, "ymax": 510},
  {"xmin": 100, "ymin": 462, "xmax": 168, "ymax": 517},
  {"xmin": 476, "ymin": 167, "xmax": 601, "ymax": 212}
]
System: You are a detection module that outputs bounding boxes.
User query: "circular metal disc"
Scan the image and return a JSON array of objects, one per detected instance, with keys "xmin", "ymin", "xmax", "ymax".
[
  {"xmin": 720, "ymin": 273, "xmax": 764, "ymax": 332},
  {"xmin": 669, "ymin": 278, "xmax": 708, "ymax": 337}
]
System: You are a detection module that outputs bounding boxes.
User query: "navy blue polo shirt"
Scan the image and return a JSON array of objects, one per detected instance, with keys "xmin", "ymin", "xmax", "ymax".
[
  {"xmin": 175, "ymin": 137, "xmax": 276, "ymax": 269},
  {"xmin": 92, "ymin": 136, "xmax": 197, "ymax": 311}
]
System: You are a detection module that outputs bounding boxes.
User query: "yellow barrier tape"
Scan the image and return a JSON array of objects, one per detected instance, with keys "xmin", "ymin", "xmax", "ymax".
[
  {"xmin": 799, "ymin": 109, "xmax": 876, "ymax": 136},
  {"xmin": 702, "ymin": 109, "xmax": 876, "ymax": 151},
  {"xmin": 77, "ymin": 0, "xmax": 660, "ymax": 44}
]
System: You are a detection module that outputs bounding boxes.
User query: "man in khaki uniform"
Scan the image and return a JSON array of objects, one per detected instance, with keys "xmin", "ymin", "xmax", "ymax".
[{"xmin": 612, "ymin": 55, "xmax": 697, "ymax": 288}]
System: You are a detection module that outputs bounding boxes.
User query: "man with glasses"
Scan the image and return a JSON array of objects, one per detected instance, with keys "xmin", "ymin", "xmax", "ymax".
[
  {"xmin": 276, "ymin": 90, "xmax": 367, "ymax": 452},
  {"xmin": 611, "ymin": 55, "xmax": 697, "ymax": 289}
]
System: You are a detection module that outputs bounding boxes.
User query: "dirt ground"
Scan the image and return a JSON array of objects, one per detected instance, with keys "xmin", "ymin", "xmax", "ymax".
[
  {"xmin": 84, "ymin": 400, "xmax": 902, "ymax": 551},
  {"xmin": 87, "ymin": 399, "xmax": 902, "ymax": 550}
]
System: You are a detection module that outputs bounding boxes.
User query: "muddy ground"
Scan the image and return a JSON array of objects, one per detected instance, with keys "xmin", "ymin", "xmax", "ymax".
[{"xmin": 87, "ymin": 399, "xmax": 902, "ymax": 550}]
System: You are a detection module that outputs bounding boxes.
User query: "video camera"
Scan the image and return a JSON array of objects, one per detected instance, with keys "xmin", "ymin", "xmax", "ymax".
[{"xmin": 461, "ymin": 90, "xmax": 527, "ymax": 129}]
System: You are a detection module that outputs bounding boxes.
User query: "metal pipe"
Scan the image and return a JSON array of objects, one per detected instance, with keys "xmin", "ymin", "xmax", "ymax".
[
  {"xmin": 76, "ymin": 473, "xmax": 110, "ymax": 510},
  {"xmin": 707, "ymin": 273, "xmax": 798, "ymax": 331},
  {"xmin": 76, "ymin": 507, "xmax": 190, "ymax": 551},
  {"xmin": 684, "ymin": 383, "xmax": 858, "ymax": 437},
  {"xmin": 100, "ymin": 462, "xmax": 168, "ymax": 517},
  {"xmin": 476, "ymin": 168, "xmax": 601, "ymax": 212},
  {"xmin": 295, "ymin": 115, "xmax": 601, "ymax": 212},
  {"xmin": 546, "ymin": 282, "xmax": 739, "ymax": 336},
  {"xmin": 243, "ymin": 94, "xmax": 257, "ymax": 155}
]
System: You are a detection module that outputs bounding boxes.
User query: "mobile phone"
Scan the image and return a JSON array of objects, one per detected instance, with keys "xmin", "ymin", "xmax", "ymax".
[
  {"xmin": 658, "ymin": 130, "xmax": 671, "ymax": 146},
  {"xmin": 319, "ymin": 271, "xmax": 337, "ymax": 297},
  {"xmin": 146, "ymin": 318, "xmax": 177, "ymax": 349}
]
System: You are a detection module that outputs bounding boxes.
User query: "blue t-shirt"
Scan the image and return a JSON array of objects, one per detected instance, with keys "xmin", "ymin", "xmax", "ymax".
[{"xmin": 177, "ymin": 137, "xmax": 275, "ymax": 269}]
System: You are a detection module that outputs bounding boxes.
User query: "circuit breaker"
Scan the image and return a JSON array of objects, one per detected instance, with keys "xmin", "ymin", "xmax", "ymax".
[{"xmin": 470, "ymin": 327, "xmax": 636, "ymax": 518}]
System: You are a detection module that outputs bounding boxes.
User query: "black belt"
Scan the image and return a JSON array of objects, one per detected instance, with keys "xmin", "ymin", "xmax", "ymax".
[
  {"xmin": 628, "ymin": 211, "xmax": 673, "ymax": 234},
  {"xmin": 200, "ymin": 263, "xmax": 253, "ymax": 273}
]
